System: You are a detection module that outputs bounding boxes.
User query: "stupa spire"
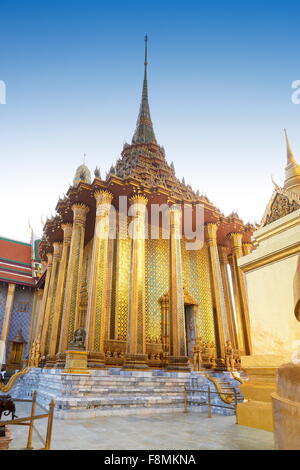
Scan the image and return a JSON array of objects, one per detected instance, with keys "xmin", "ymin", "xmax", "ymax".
[
  {"xmin": 283, "ymin": 129, "xmax": 300, "ymax": 194},
  {"xmin": 132, "ymin": 35, "xmax": 157, "ymax": 145},
  {"xmin": 284, "ymin": 128, "xmax": 296, "ymax": 164}
]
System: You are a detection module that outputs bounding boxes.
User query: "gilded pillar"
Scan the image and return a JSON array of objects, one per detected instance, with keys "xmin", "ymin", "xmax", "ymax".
[
  {"xmin": 40, "ymin": 242, "xmax": 63, "ymax": 357},
  {"xmin": 28, "ymin": 288, "xmax": 43, "ymax": 352},
  {"xmin": 218, "ymin": 245, "xmax": 238, "ymax": 349},
  {"xmin": 167, "ymin": 206, "xmax": 190, "ymax": 371},
  {"xmin": 49, "ymin": 223, "xmax": 73, "ymax": 356},
  {"xmin": 205, "ymin": 223, "xmax": 226, "ymax": 362},
  {"xmin": 104, "ymin": 234, "xmax": 116, "ymax": 341},
  {"xmin": 36, "ymin": 252, "xmax": 53, "ymax": 344},
  {"xmin": 227, "ymin": 232, "xmax": 252, "ymax": 355},
  {"xmin": 123, "ymin": 195, "xmax": 148, "ymax": 369},
  {"xmin": 86, "ymin": 190, "xmax": 113, "ymax": 364},
  {"xmin": 0, "ymin": 283, "xmax": 16, "ymax": 365},
  {"xmin": 160, "ymin": 294, "xmax": 169, "ymax": 366},
  {"xmin": 59, "ymin": 203, "xmax": 89, "ymax": 352}
]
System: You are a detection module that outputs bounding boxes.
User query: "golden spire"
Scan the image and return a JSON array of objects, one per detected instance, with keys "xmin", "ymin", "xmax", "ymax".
[
  {"xmin": 284, "ymin": 128, "xmax": 296, "ymax": 164},
  {"xmin": 283, "ymin": 129, "xmax": 300, "ymax": 194},
  {"xmin": 132, "ymin": 35, "xmax": 157, "ymax": 145}
]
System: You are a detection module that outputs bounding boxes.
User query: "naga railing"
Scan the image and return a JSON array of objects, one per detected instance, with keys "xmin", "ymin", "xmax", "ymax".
[
  {"xmin": 0, "ymin": 367, "xmax": 31, "ymax": 393},
  {"xmin": 184, "ymin": 385, "xmax": 238, "ymax": 422}
]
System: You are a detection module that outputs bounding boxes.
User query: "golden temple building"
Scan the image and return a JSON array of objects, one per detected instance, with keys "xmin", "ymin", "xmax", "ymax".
[{"xmin": 30, "ymin": 38, "xmax": 255, "ymax": 373}]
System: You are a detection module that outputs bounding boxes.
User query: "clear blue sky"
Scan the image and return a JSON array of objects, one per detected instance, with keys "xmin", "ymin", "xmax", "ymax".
[{"xmin": 1, "ymin": 0, "xmax": 300, "ymax": 241}]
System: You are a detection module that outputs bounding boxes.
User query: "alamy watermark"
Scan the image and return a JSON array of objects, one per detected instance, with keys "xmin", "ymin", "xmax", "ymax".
[
  {"xmin": 291, "ymin": 80, "xmax": 300, "ymax": 104},
  {"xmin": 0, "ymin": 80, "xmax": 6, "ymax": 104},
  {"xmin": 95, "ymin": 198, "xmax": 205, "ymax": 251}
]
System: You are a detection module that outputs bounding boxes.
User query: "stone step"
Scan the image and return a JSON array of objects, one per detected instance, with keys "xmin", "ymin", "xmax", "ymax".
[
  {"xmin": 57, "ymin": 396, "xmax": 184, "ymax": 407},
  {"xmin": 76, "ymin": 390, "xmax": 183, "ymax": 397},
  {"xmin": 23, "ymin": 382, "xmax": 187, "ymax": 392},
  {"xmin": 78, "ymin": 386, "xmax": 184, "ymax": 394},
  {"xmin": 74, "ymin": 381, "xmax": 187, "ymax": 387},
  {"xmin": 54, "ymin": 404, "xmax": 185, "ymax": 419},
  {"xmin": 38, "ymin": 376, "xmax": 190, "ymax": 385}
]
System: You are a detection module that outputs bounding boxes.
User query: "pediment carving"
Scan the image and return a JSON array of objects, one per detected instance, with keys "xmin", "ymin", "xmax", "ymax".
[{"xmin": 261, "ymin": 186, "xmax": 300, "ymax": 227}]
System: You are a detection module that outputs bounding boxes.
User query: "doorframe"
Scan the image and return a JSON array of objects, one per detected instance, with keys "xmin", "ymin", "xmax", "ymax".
[{"xmin": 159, "ymin": 287, "xmax": 199, "ymax": 359}]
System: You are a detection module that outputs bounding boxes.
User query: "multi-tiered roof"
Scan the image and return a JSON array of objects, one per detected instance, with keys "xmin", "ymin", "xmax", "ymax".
[{"xmin": 39, "ymin": 38, "xmax": 254, "ymax": 259}]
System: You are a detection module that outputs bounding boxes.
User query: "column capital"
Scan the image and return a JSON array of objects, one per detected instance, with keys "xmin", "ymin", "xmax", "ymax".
[
  {"xmin": 71, "ymin": 203, "xmax": 89, "ymax": 225},
  {"xmin": 169, "ymin": 205, "xmax": 182, "ymax": 229},
  {"xmin": 7, "ymin": 283, "xmax": 16, "ymax": 294},
  {"xmin": 46, "ymin": 252, "xmax": 53, "ymax": 267},
  {"xmin": 205, "ymin": 222, "xmax": 219, "ymax": 246},
  {"xmin": 227, "ymin": 232, "xmax": 244, "ymax": 256},
  {"xmin": 168, "ymin": 204, "xmax": 182, "ymax": 213},
  {"xmin": 129, "ymin": 194, "xmax": 148, "ymax": 206},
  {"xmin": 94, "ymin": 190, "xmax": 114, "ymax": 206},
  {"xmin": 52, "ymin": 241, "xmax": 63, "ymax": 259},
  {"xmin": 94, "ymin": 191, "xmax": 114, "ymax": 220},
  {"xmin": 61, "ymin": 223, "xmax": 73, "ymax": 243},
  {"xmin": 227, "ymin": 231, "xmax": 243, "ymax": 244}
]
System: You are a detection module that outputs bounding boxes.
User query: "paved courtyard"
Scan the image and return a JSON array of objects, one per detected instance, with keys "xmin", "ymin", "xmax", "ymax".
[{"xmin": 3, "ymin": 402, "xmax": 274, "ymax": 450}]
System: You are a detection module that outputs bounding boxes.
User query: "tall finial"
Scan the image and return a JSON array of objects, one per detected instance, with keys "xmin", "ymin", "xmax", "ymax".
[
  {"xmin": 144, "ymin": 34, "xmax": 148, "ymax": 68},
  {"xmin": 131, "ymin": 35, "xmax": 157, "ymax": 145},
  {"xmin": 284, "ymin": 129, "xmax": 296, "ymax": 164},
  {"xmin": 283, "ymin": 128, "xmax": 300, "ymax": 193},
  {"xmin": 83, "ymin": 153, "xmax": 87, "ymax": 165}
]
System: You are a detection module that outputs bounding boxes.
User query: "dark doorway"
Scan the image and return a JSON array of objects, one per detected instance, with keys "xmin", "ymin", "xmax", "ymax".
[{"xmin": 184, "ymin": 304, "xmax": 196, "ymax": 359}]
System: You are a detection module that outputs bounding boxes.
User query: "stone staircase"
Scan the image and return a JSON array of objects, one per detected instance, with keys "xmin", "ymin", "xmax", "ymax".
[
  {"xmin": 11, "ymin": 368, "xmax": 194, "ymax": 419},
  {"xmin": 10, "ymin": 368, "xmax": 245, "ymax": 419}
]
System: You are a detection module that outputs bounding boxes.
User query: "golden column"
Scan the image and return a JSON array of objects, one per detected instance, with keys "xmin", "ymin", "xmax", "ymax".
[
  {"xmin": 205, "ymin": 223, "xmax": 226, "ymax": 363},
  {"xmin": 0, "ymin": 283, "xmax": 16, "ymax": 366},
  {"xmin": 103, "ymin": 234, "xmax": 116, "ymax": 342},
  {"xmin": 59, "ymin": 203, "xmax": 89, "ymax": 352},
  {"xmin": 49, "ymin": 223, "xmax": 73, "ymax": 357},
  {"xmin": 40, "ymin": 241, "xmax": 63, "ymax": 357},
  {"xmin": 86, "ymin": 190, "xmax": 113, "ymax": 366},
  {"xmin": 123, "ymin": 195, "xmax": 148, "ymax": 369},
  {"xmin": 36, "ymin": 252, "xmax": 53, "ymax": 342},
  {"xmin": 218, "ymin": 245, "xmax": 238, "ymax": 349},
  {"xmin": 166, "ymin": 206, "xmax": 190, "ymax": 371},
  {"xmin": 28, "ymin": 288, "xmax": 44, "ymax": 352},
  {"xmin": 227, "ymin": 232, "xmax": 252, "ymax": 355},
  {"xmin": 160, "ymin": 294, "xmax": 169, "ymax": 366}
]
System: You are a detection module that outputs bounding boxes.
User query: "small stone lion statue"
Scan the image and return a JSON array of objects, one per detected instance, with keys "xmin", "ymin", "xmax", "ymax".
[{"xmin": 68, "ymin": 328, "xmax": 86, "ymax": 351}]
